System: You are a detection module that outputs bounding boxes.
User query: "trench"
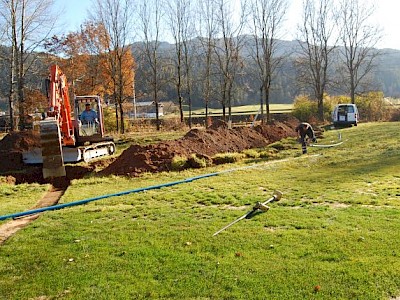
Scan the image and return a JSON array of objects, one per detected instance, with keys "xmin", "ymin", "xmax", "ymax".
[{"xmin": 0, "ymin": 178, "xmax": 70, "ymax": 245}]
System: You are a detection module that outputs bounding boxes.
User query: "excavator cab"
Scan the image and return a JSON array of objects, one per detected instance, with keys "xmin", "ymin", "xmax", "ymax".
[{"xmin": 74, "ymin": 96, "xmax": 109, "ymax": 145}]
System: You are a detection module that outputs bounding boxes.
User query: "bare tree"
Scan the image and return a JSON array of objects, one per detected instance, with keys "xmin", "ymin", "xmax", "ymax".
[
  {"xmin": 137, "ymin": 0, "xmax": 163, "ymax": 130},
  {"xmin": 165, "ymin": 0, "xmax": 191, "ymax": 124},
  {"xmin": 248, "ymin": 0, "xmax": 288, "ymax": 123},
  {"xmin": 0, "ymin": 0, "xmax": 57, "ymax": 130},
  {"xmin": 181, "ymin": 1, "xmax": 196, "ymax": 128},
  {"xmin": 214, "ymin": 0, "xmax": 246, "ymax": 125},
  {"xmin": 91, "ymin": 0, "xmax": 135, "ymax": 134},
  {"xmin": 296, "ymin": 0, "xmax": 337, "ymax": 121},
  {"xmin": 336, "ymin": 0, "xmax": 381, "ymax": 104},
  {"xmin": 198, "ymin": 0, "xmax": 218, "ymax": 127},
  {"xmin": 0, "ymin": 0, "xmax": 16, "ymax": 131}
]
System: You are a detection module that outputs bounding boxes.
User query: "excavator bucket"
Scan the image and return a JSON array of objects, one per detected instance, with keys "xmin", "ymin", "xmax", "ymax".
[{"xmin": 40, "ymin": 119, "xmax": 66, "ymax": 178}]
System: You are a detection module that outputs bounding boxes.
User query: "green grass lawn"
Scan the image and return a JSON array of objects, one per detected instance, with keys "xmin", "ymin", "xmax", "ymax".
[
  {"xmin": 0, "ymin": 183, "xmax": 49, "ymax": 216},
  {"xmin": 1, "ymin": 122, "xmax": 400, "ymax": 299}
]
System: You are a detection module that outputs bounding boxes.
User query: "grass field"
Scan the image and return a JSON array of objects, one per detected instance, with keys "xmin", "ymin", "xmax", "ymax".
[
  {"xmin": 189, "ymin": 103, "xmax": 293, "ymax": 116},
  {"xmin": 1, "ymin": 122, "xmax": 400, "ymax": 299}
]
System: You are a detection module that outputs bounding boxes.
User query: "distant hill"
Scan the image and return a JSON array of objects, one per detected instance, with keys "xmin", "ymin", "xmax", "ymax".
[
  {"xmin": 1, "ymin": 38, "xmax": 400, "ymax": 111},
  {"xmin": 131, "ymin": 37, "xmax": 400, "ymax": 107}
]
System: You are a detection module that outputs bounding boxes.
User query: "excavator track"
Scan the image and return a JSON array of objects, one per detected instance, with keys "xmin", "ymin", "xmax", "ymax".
[
  {"xmin": 40, "ymin": 119, "xmax": 66, "ymax": 179},
  {"xmin": 81, "ymin": 141, "xmax": 116, "ymax": 162}
]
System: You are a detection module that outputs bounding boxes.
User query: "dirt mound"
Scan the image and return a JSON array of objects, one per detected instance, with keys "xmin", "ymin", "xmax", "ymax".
[
  {"xmin": 0, "ymin": 131, "xmax": 93, "ymax": 183},
  {"xmin": 0, "ymin": 131, "xmax": 41, "ymax": 174},
  {"xmin": 99, "ymin": 118, "xmax": 298, "ymax": 177},
  {"xmin": 0, "ymin": 130, "xmax": 41, "ymax": 151},
  {"xmin": 0, "ymin": 116, "xmax": 299, "ymax": 182}
]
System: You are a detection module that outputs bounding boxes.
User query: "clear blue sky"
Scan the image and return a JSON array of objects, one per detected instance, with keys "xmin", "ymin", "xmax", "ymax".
[
  {"xmin": 58, "ymin": 0, "xmax": 400, "ymax": 50},
  {"xmin": 60, "ymin": 0, "xmax": 91, "ymax": 31}
]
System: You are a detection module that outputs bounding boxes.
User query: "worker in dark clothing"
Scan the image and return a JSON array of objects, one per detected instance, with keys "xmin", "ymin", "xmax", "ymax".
[{"xmin": 295, "ymin": 122, "xmax": 317, "ymax": 154}]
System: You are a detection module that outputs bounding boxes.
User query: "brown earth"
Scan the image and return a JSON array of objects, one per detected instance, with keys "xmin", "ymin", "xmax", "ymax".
[{"xmin": 0, "ymin": 115, "xmax": 300, "ymax": 183}]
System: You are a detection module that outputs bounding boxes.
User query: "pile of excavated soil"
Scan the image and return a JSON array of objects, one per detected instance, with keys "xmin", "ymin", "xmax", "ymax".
[
  {"xmin": 0, "ymin": 130, "xmax": 41, "ymax": 151},
  {"xmin": 98, "ymin": 117, "xmax": 298, "ymax": 177},
  {"xmin": 0, "ymin": 130, "xmax": 92, "ymax": 183},
  {"xmin": 0, "ymin": 131, "xmax": 41, "ymax": 173},
  {"xmin": 0, "ymin": 115, "xmax": 300, "ymax": 182}
]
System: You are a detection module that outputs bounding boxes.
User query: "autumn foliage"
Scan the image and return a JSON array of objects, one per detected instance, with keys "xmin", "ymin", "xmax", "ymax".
[{"xmin": 44, "ymin": 21, "xmax": 135, "ymax": 102}]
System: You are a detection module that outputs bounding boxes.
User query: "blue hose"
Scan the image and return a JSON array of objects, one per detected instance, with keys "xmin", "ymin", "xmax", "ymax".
[{"xmin": 0, "ymin": 168, "xmax": 243, "ymax": 221}]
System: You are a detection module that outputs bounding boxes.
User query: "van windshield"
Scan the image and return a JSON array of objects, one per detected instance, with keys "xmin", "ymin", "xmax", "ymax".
[{"xmin": 339, "ymin": 105, "xmax": 354, "ymax": 113}]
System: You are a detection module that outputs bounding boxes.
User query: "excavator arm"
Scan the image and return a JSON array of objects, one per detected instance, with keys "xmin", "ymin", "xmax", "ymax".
[
  {"xmin": 46, "ymin": 65, "xmax": 75, "ymax": 146},
  {"xmin": 41, "ymin": 65, "xmax": 76, "ymax": 178}
]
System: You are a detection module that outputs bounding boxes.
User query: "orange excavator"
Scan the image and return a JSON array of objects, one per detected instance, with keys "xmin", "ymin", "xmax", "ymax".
[{"xmin": 23, "ymin": 64, "xmax": 116, "ymax": 178}]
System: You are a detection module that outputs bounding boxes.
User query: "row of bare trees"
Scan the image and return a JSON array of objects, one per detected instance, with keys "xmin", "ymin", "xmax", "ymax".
[
  {"xmin": 0, "ymin": 0, "xmax": 381, "ymax": 132},
  {"xmin": 296, "ymin": 0, "xmax": 381, "ymax": 120},
  {"xmin": 135, "ymin": 0, "xmax": 287, "ymax": 127},
  {"xmin": 0, "ymin": 0, "xmax": 57, "ymax": 130}
]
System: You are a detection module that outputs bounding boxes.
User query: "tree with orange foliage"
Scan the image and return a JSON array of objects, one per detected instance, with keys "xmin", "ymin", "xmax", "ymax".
[
  {"xmin": 90, "ymin": 0, "xmax": 135, "ymax": 134},
  {"xmin": 44, "ymin": 20, "xmax": 135, "ymax": 133},
  {"xmin": 44, "ymin": 23, "xmax": 112, "ymax": 96}
]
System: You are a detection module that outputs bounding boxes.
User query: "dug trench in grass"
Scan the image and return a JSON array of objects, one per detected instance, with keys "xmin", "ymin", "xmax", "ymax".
[
  {"xmin": 309, "ymin": 131, "xmax": 344, "ymax": 148},
  {"xmin": 0, "ymin": 177, "xmax": 70, "ymax": 245},
  {"xmin": 296, "ymin": 125, "xmax": 344, "ymax": 151},
  {"xmin": 0, "ymin": 155, "xmax": 321, "ymax": 225}
]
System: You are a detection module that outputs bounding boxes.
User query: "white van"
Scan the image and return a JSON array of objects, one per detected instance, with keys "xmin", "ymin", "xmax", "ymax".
[{"xmin": 332, "ymin": 104, "xmax": 359, "ymax": 127}]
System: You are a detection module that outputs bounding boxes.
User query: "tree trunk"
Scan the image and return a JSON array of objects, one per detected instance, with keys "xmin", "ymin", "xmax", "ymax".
[
  {"xmin": 119, "ymin": 102, "xmax": 124, "ymax": 133},
  {"xmin": 115, "ymin": 101, "xmax": 119, "ymax": 131},
  {"xmin": 318, "ymin": 97, "xmax": 324, "ymax": 121},
  {"xmin": 9, "ymin": 45, "xmax": 16, "ymax": 132},
  {"xmin": 264, "ymin": 87, "xmax": 270, "ymax": 123}
]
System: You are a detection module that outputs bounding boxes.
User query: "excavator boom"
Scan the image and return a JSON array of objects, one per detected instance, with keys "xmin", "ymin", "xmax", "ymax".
[{"xmin": 40, "ymin": 65, "xmax": 74, "ymax": 178}]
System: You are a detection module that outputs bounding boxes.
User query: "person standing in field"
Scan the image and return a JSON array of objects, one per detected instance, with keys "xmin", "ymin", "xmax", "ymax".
[{"xmin": 295, "ymin": 122, "xmax": 317, "ymax": 154}]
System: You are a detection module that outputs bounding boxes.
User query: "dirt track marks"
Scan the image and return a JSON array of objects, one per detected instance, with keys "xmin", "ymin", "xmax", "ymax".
[{"xmin": 0, "ymin": 181, "xmax": 69, "ymax": 245}]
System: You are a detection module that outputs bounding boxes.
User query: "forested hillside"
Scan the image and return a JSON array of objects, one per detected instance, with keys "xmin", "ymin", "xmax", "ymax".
[{"xmin": 1, "ymin": 38, "xmax": 400, "ymax": 111}]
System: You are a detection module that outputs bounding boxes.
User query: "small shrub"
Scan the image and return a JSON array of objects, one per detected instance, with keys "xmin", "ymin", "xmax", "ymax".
[
  {"xmin": 292, "ymin": 95, "xmax": 318, "ymax": 122},
  {"xmin": 242, "ymin": 149, "xmax": 260, "ymax": 158},
  {"xmin": 162, "ymin": 117, "xmax": 188, "ymax": 131},
  {"xmin": 206, "ymin": 116, "xmax": 212, "ymax": 128},
  {"xmin": 103, "ymin": 106, "xmax": 129, "ymax": 133},
  {"xmin": 355, "ymin": 91, "xmax": 391, "ymax": 122},
  {"xmin": 171, "ymin": 155, "xmax": 188, "ymax": 171},
  {"xmin": 389, "ymin": 108, "xmax": 400, "ymax": 121},
  {"xmin": 212, "ymin": 153, "xmax": 245, "ymax": 165},
  {"xmin": 259, "ymin": 149, "xmax": 279, "ymax": 159},
  {"xmin": 0, "ymin": 176, "xmax": 16, "ymax": 185},
  {"xmin": 293, "ymin": 94, "xmax": 337, "ymax": 122},
  {"xmin": 268, "ymin": 138, "xmax": 297, "ymax": 151},
  {"xmin": 186, "ymin": 154, "xmax": 210, "ymax": 169}
]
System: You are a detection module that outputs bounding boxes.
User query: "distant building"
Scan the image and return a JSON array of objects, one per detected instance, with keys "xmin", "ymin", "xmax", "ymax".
[{"xmin": 130, "ymin": 101, "xmax": 164, "ymax": 118}]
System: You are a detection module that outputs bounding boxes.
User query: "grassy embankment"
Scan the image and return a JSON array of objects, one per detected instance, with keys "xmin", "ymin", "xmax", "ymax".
[{"xmin": 0, "ymin": 121, "xmax": 400, "ymax": 299}]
